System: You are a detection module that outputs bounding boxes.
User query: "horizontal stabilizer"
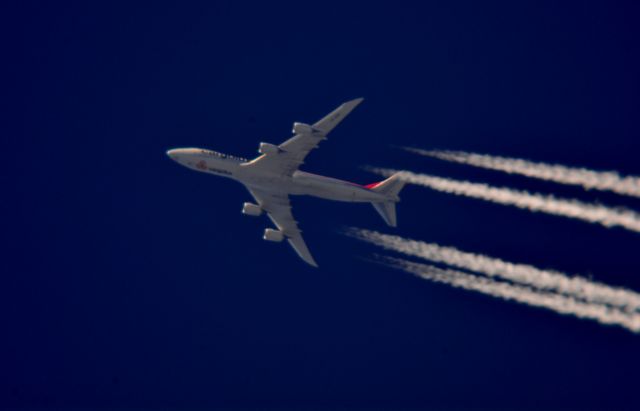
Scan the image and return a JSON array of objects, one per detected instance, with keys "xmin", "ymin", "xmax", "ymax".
[
  {"xmin": 372, "ymin": 201, "xmax": 397, "ymax": 227},
  {"xmin": 367, "ymin": 173, "xmax": 405, "ymax": 227}
]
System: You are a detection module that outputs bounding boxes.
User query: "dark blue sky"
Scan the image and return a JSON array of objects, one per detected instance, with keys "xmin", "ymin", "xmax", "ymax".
[{"xmin": 4, "ymin": 1, "xmax": 640, "ymax": 409}]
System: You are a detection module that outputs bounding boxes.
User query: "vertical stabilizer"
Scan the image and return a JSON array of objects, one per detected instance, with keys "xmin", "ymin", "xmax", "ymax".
[{"xmin": 366, "ymin": 173, "xmax": 406, "ymax": 200}]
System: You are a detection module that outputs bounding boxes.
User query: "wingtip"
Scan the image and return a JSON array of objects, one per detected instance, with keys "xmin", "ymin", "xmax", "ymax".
[{"xmin": 346, "ymin": 97, "xmax": 364, "ymax": 106}]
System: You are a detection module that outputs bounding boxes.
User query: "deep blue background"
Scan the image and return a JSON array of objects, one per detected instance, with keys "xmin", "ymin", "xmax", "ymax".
[{"xmin": 3, "ymin": 1, "xmax": 640, "ymax": 408}]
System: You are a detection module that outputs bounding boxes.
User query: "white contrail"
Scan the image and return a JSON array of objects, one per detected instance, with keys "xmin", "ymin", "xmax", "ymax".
[
  {"xmin": 374, "ymin": 256, "xmax": 640, "ymax": 333},
  {"xmin": 366, "ymin": 167, "xmax": 640, "ymax": 233},
  {"xmin": 347, "ymin": 228, "xmax": 640, "ymax": 312},
  {"xmin": 405, "ymin": 147, "xmax": 640, "ymax": 198}
]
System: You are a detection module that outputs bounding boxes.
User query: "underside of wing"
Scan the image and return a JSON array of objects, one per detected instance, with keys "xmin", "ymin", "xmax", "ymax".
[
  {"xmin": 246, "ymin": 187, "xmax": 318, "ymax": 267},
  {"xmin": 286, "ymin": 234, "xmax": 317, "ymax": 268},
  {"xmin": 310, "ymin": 97, "xmax": 364, "ymax": 135},
  {"xmin": 245, "ymin": 98, "xmax": 364, "ymax": 177}
]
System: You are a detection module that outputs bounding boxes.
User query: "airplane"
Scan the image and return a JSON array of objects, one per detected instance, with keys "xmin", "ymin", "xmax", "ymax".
[{"xmin": 166, "ymin": 98, "xmax": 405, "ymax": 267}]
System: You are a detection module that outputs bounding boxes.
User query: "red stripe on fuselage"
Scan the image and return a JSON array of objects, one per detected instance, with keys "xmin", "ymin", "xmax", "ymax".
[{"xmin": 296, "ymin": 171, "xmax": 380, "ymax": 191}]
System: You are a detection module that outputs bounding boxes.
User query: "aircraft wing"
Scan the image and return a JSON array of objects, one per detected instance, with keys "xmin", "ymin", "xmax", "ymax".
[
  {"xmin": 248, "ymin": 98, "xmax": 364, "ymax": 176},
  {"xmin": 246, "ymin": 187, "xmax": 318, "ymax": 267}
]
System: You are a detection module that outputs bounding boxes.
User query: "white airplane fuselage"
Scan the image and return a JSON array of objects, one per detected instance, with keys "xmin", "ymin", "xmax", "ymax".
[
  {"xmin": 167, "ymin": 148, "xmax": 391, "ymax": 203},
  {"xmin": 166, "ymin": 98, "xmax": 405, "ymax": 267}
]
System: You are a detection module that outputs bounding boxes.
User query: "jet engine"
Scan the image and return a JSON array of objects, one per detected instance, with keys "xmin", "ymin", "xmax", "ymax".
[
  {"xmin": 263, "ymin": 228, "xmax": 284, "ymax": 242},
  {"xmin": 292, "ymin": 122, "xmax": 314, "ymax": 135},
  {"xmin": 258, "ymin": 142, "xmax": 279, "ymax": 154},
  {"xmin": 242, "ymin": 202, "xmax": 262, "ymax": 216}
]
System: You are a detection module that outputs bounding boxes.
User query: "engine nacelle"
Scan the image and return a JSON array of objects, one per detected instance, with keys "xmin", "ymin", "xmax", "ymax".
[
  {"xmin": 258, "ymin": 142, "xmax": 280, "ymax": 154},
  {"xmin": 242, "ymin": 202, "xmax": 262, "ymax": 216},
  {"xmin": 263, "ymin": 228, "xmax": 284, "ymax": 242},
  {"xmin": 292, "ymin": 122, "xmax": 314, "ymax": 135}
]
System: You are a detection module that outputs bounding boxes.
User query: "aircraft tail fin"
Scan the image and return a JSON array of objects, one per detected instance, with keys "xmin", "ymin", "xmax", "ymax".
[
  {"xmin": 366, "ymin": 173, "xmax": 406, "ymax": 200},
  {"xmin": 366, "ymin": 173, "xmax": 406, "ymax": 227}
]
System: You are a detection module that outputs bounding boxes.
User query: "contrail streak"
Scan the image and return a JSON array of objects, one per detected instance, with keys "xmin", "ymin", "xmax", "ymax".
[
  {"xmin": 347, "ymin": 228, "xmax": 640, "ymax": 312},
  {"xmin": 366, "ymin": 167, "xmax": 640, "ymax": 233},
  {"xmin": 406, "ymin": 147, "xmax": 640, "ymax": 198},
  {"xmin": 374, "ymin": 256, "xmax": 640, "ymax": 333}
]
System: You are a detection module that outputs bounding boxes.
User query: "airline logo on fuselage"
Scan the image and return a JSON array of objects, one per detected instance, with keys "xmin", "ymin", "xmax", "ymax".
[{"xmin": 195, "ymin": 156, "xmax": 233, "ymax": 176}]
